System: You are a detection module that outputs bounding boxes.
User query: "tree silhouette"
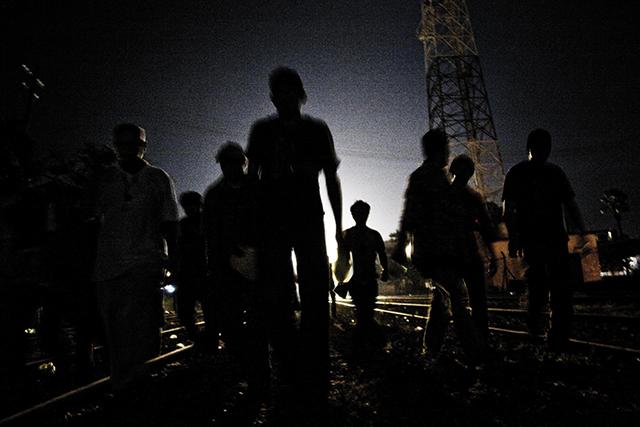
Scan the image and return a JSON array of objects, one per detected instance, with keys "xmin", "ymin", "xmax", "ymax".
[{"xmin": 599, "ymin": 188, "xmax": 629, "ymax": 239}]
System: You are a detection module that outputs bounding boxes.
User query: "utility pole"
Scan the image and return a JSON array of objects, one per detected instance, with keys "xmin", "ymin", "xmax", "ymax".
[{"xmin": 418, "ymin": 0, "xmax": 504, "ymax": 202}]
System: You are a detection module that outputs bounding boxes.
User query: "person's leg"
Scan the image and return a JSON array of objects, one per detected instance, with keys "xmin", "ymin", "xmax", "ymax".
[
  {"xmin": 351, "ymin": 283, "xmax": 365, "ymax": 328},
  {"xmin": 525, "ymin": 256, "xmax": 550, "ymax": 341},
  {"xmin": 548, "ymin": 253, "xmax": 573, "ymax": 348},
  {"xmin": 124, "ymin": 269, "xmax": 163, "ymax": 385},
  {"xmin": 218, "ymin": 272, "xmax": 249, "ymax": 359},
  {"xmin": 245, "ymin": 282, "xmax": 270, "ymax": 402},
  {"xmin": 362, "ymin": 287, "xmax": 382, "ymax": 346},
  {"xmin": 464, "ymin": 258, "xmax": 488, "ymax": 339},
  {"xmin": 199, "ymin": 284, "xmax": 219, "ymax": 351},
  {"xmin": 70, "ymin": 281, "xmax": 96, "ymax": 380},
  {"xmin": 95, "ymin": 279, "xmax": 123, "ymax": 389},
  {"xmin": 292, "ymin": 217, "xmax": 330, "ymax": 410},
  {"xmin": 176, "ymin": 280, "xmax": 198, "ymax": 340},
  {"xmin": 97, "ymin": 271, "xmax": 162, "ymax": 392},
  {"xmin": 261, "ymin": 237, "xmax": 298, "ymax": 384},
  {"xmin": 424, "ymin": 285, "xmax": 448, "ymax": 355},
  {"xmin": 432, "ymin": 265, "xmax": 484, "ymax": 362}
]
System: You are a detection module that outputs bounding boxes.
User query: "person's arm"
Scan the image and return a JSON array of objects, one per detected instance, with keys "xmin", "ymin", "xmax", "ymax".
[
  {"xmin": 325, "ymin": 169, "xmax": 343, "ymax": 244},
  {"xmin": 392, "ymin": 175, "xmax": 416, "ymax": 265},
  {"xmin": 203, "ymin": 189, "xmax": 222, "ymax": 276},
  {"xmin": 503, "ymin": 198, "xmax": 522, "ymax": 258},
  {"xmin": 319, "ymin": 121, "xmax": 343, "ymax": 244},
  {"xmin": 246, "ymin": 123, "xmax": 261, "ymax": 179},
  {"xmin": 376, "ymin": 232, "xmax": 389, "ymax": 281},
  {"xmin": 565, "ymin": 197, "xmax": 590, "ymax": 251},
  {"xmin": 559, "ymin": 169, "xmax": 590, "ymax": 250},
  {"xmin": 502, "ymin": 171, "xmax": 523, "ymax": 258},
  {"xmin": 161, "ymin": 221, "xmax": 179, "ymax": 273},
  {"xmin": 476, "ymin": 198, "xmax": 499, "ymax": 275},
  {"xmin": 159, "ymin": 171, "xmax": 180, "ymax": 274}
]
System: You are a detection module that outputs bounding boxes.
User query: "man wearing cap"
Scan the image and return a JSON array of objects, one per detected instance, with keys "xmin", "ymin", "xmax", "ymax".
[
  {"xmin": 92, "ymin": 123, "xmax": 178, "ymax": 392},
  {"xmin": 204, "ymin": 141, "xmax": 270, "ymax": 407},
  {"xmin": 247, "ymin": 67, "xmax": 343, "ymax": 416}
]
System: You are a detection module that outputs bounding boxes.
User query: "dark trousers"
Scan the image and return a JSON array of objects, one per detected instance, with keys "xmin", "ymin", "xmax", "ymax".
[
  {"xmin": 351, "ymin": 280, "xmax": 384, "ymax": 350},
  {"xmin": 351, "ymin": 279, "xmax": 377, "ymax": 328},
  {"xmin": 215, "ymin": 269, "xmax": 270, "ymax": 396},
  {"xmin": 263, "ymin": 215, "xmax": 330, "ymax": 407},
  {"xmin": 95, "ymin": 268, "xmax": 163, "ymax": 391},
  {"xmin": 525, "ymin": 246, "xmax": 572, "ymax": 345},
  {"xmin": 176, "ymin": 275, "xmax": 216, "ymax": 343},
  {"xmin": 176, "ymin": 284, "xmax": 199, "ymax": 339},
  {"xmin": 419, "ymin": 256, "xmax": 485, "ymax": 362},
  {"xmin": 463, "ymin": 258, "xmax": 488, "ymax": 338}
]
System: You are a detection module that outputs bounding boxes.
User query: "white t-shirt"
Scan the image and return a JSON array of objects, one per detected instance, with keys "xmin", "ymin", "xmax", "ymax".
[{"xmin": 93, "ymin": 161, "xmax": 178, "ymax": 282}]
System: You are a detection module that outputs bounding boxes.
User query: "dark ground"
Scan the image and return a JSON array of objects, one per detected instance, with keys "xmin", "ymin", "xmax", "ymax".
[{"xmin": 9, "ymin": 300, "xmax": 640, "ymax": 427}]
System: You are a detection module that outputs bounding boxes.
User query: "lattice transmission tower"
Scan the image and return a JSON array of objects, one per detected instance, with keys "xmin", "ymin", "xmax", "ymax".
[{"xmin": 418, "ymin": 0, "xmax": 504, "ymax": 202}]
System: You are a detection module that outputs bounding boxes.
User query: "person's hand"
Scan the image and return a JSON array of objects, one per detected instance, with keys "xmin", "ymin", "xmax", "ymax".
[
  {"xmin": 487, "ymin": 257, "xmax": 498, "ymax": 277},
  {"xmin": 380, "ymin": 269, "xmax": 389, "ymax": 282}
]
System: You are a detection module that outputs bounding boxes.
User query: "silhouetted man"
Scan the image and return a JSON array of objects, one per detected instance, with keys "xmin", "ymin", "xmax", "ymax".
[
  {"xmin": 176, "ymin": 191, "xmax": 212, "ymax": 344},
  {"xmin": 247, "ymin": 67, "xmax": 343, "ymax": 416},
  {"xmin": 92, "ymin": 123, "xmax": 178, "ymax": 392},
  {"xmin": 503, "ymin": 128, "xmax": 588, "ymax": 350},
  {"xmin": 393, "ymin": 129, "xmax": 484, "ymax": 362},
  {"xmin": 342, "ymin": 200, "xmax": 388, "ymax": 345},
  {"xmin": 450, "ymin": 154, "xmax": 498, "ymax": 338},
  {"xmin": 203, "ymin": 142, "xmax": 269, "ymax": 405}
]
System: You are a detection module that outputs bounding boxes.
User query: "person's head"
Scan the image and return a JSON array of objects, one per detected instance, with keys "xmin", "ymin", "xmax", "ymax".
[
  {"xmin": 421, "ymin": 129, "xmax": 449, "ymax": 167},
  {"xmin": 350, "ymin": 200, "xmax": 371, "ymax": 226},
  {"xmin": 216, "ymin": 141, "xmax": 246, "ymax": 180},
  {"xmin": 113, "ymin": 123, "xmax": 146, "ymax": 161},
  {"xmin": 527, "ymin": 128, "xmax": 551, "ymax": 162},
  {"xmin": 179, "ymin": 191, "xmax": 202, "ymax": 217},
  {"xmin": 269, "ymin": 66, "xmax": 307, "ymax": 117},
  {"xmin": 449, "ymin": 154, "xmax": 475, "ymax": 186}
]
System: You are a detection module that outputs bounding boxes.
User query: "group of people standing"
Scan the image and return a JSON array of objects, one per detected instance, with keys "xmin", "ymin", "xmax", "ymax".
[
  {"xmin": 392, "ymin": 126, "xmax": 588, "ymax": 365},
  {"xmin": 93, "ymin": 67, "xmax": 343, "ymax": 422},
  {"xmin": 1, "ymin": 65, "xmax": 588, "ymax": 424}
]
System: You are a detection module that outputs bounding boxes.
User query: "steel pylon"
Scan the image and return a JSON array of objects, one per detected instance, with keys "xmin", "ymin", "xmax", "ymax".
[{"xmin": 418, "ymin": 0, "xmax": 505, "ymax": 202}]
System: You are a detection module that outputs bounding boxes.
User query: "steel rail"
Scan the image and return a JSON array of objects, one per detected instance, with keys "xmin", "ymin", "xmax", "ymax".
[
  {"xmin": 5, "ymin": 320, "xmax": 208, "ymax": 425},
  {"xmin": 372, "ymin": 301, "xmax": 638, "ymax": 322},
  {"xmin": 1, "ymin": 344, "xmax": 195, "ymax": 425},
  {"xmin": 23, "ymin": 321, "xmax": 205, "ymax": 368},
  {"xmin": 335, "ymin": 301, "xmax": 640, "ymax": 356}
]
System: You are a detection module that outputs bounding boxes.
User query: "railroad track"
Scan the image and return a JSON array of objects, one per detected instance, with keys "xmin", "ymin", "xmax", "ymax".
[
  {"xmin": 6, "ymin": 297, "xmax": 638, "ymax": 425},
  {"xmin": 23, "ymin": 318, "xmax": 203, "ymax": 368},
  {"xmin": 335, "ymin": 300, "xmax": 640, "ymax": 356},
  {"xmin": 372, "ymin": 300, "xmax": 639, "ymax": 323},
  {"xmin": 377, "ymin": 293, "xmax": 638, "ymax": 305},
  {"xmin": 1, "ymin": 345, "xmax": 198, "ymax": 425},
  {"xmin": 3, "ymin": 320, "xmax": 206, "ymax": 425}
]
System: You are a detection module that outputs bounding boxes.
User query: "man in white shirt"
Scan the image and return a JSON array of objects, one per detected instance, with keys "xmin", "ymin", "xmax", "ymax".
[{"xmin": 93, "ymin": 123, "xmax": 178, "ymax": 392}]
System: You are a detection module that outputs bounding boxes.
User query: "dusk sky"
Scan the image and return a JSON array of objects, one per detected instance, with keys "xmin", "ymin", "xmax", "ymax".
[{"xmin": 2, "ymin": 0, "xmax": 639, "ymax": 256}]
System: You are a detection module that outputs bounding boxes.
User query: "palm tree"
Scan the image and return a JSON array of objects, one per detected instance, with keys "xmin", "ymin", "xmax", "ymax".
[{"xmin": 599, "ymin": 188, "xmax": 629, "ymax": 239}]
